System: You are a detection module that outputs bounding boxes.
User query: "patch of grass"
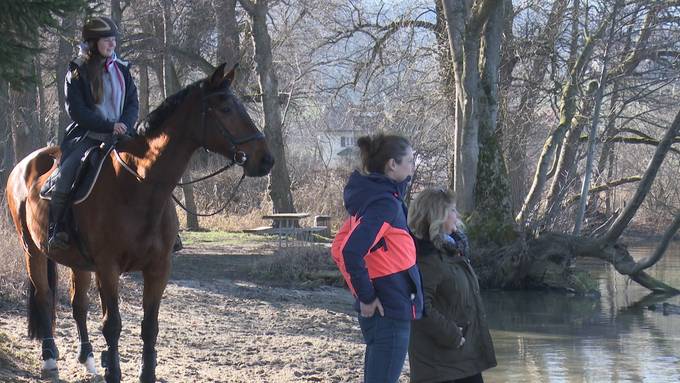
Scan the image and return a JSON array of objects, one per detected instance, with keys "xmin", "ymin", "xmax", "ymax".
[
  {"xmin": 180, "ymin": 230, "xmax": 270, "ymax": 246},
  {"xmin": 249, "ymin": 245, "xmax": 345, "ymax": 288}
]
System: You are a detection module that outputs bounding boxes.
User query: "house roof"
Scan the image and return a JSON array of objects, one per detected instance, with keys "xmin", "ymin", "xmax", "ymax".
[{"xmin": 337, "ymin": 147, "xmax": 359, "ymax": 157}]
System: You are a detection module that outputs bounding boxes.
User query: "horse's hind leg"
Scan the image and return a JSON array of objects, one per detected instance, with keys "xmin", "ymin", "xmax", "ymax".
[
  {"xmin": 96, "ymin": 269, "xmax": 122, "ymax": 383},
  {"xmin": 25, "ymin": 252, "xmax": 60, "ymax": 376},
  {"xmin": 139, "ymin": 263, "xmax": 170, "ymax": 383},
  {"xmin": 70, "ymin": 269, "xmax": 97, "ymax": 374}
]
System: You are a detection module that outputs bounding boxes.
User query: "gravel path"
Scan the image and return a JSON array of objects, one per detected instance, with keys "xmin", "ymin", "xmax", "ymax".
[{"xmin": 0, "ymin": 242, "xmax": 412, "ymax": 382}]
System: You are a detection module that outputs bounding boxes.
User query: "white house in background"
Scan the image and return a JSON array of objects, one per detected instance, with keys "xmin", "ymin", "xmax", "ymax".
[{"xmin": 317, "ymin": 127, "xmax": 361, "ymax": 169}]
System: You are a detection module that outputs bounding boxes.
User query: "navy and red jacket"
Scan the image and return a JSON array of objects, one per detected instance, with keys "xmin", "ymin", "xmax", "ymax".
[{"xmin": 340, "ymin": 170, "xmax": 423, "ymax": 320}]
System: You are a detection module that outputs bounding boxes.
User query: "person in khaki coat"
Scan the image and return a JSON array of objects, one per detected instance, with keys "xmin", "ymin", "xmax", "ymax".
[{"xmin": 407, "ymin": 189, "xmax": 496, "ymax": 383}]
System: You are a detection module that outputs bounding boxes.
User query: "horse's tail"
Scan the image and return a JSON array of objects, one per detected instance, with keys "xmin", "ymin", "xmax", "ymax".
[{"xmin": 27, "ymin": 258, "xmax": 58, "ymax": 340}]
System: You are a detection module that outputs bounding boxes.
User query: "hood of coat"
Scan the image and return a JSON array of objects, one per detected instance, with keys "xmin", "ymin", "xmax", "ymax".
[{"xmin": 343, "ymin": 169, "xmax": 410, "ymax": 216}]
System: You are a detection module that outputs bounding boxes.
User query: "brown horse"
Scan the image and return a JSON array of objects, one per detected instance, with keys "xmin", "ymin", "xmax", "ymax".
[{"xmin": 5, "ymin": 63, "xmax": 273, "ymax": 383}]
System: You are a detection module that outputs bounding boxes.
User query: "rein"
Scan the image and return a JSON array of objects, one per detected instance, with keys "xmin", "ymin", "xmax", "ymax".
[
  {"xmin": 171, "ymin": 172, "xmax": 246, "ymax": 217},
  {"xmin": 113, "ymin": 80, "xmax": 266, "ymax": 217}
]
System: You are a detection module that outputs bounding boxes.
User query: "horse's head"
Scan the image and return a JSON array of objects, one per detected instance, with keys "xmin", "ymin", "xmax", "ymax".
[{"xmin": 195, "ymin": 63, "xmax": 274, "ymax": 177}]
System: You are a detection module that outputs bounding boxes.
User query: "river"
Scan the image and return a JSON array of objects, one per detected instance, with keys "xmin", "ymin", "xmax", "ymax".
[{"xmin": 482, "ymin": 241, "xmax": 680, "ymax": 382}]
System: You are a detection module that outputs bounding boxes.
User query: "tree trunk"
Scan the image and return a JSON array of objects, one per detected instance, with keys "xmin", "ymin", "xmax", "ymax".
[
  {"xmin": 10, "ymin": 49, "xmax": 45, "ymax": 161},
  {"xmin": 505, "ymin": 0, "xmax": 569, "ymax": 213},
  {"xmin": 441, "ymin": 0, "xmax": 497, "ymax": 215},
  {"xmin": 590, "ymin": 82, "xmax": 620, "ymax": 215},
  {"xmin": 139, "ymin": 64, "xmax": 149, "ymax": 119},
  {"xmin": 162, "ymin": 0, "xmax": 200, "ymax": 230},
  {"xmin": 215, "ymin": 0, "xmax": 250, "ymax": 94},
  {"xmin": 516, "ymin": 13, "xmax": 610, "ymax": 225},
  {"xmin": 111, "ymin": 0, "xmax": 122, "ymax": 31},
  {"xmin": 0, "ymin": 80, "xmax": 12, "ymax": 190},
  {"xmin": 215, "ymin": 0, "xmax": 240, "ymax": 66},
  {"xmin": 573, "ymin": 1, "xmax": 622, "ymax": 234},
  {"xmin": 57, "ymin": 13, "xmax": 76, "ymax": 144},
  {"xmin": 35, "ymin": 56, "xmax": 48, "ymax": 145},
  {"xmin": 434, "ymin": 0, "xmax": 456, "ymax": 181},
  {"xmin": 544, "ymin": 91, "xmax": 596, "ymax": 225},
  {"xmin": 474, "ymin": 232, "xmax": 678, "ymax": 294},
  {"xmin": 240, "ymin": 0, "xmax": 295, "ymax": 213},
  {"xmin": 590, "ymin": 7, "xmax": 658, "ymax": 214},
  {"xmin": 473, "ymin": 0, "xmax": 513, "ymax": 236}
]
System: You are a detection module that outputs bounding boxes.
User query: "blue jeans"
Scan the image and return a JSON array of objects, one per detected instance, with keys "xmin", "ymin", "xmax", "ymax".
[{"xmin": 358, "ymin": 314, "xmax": 411, "ymax": 383}]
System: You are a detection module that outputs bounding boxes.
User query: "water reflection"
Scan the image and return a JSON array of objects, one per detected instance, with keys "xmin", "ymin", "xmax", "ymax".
[{"xmin": 482, "ymin": 242, "xmax": 680, "ymax": 383}]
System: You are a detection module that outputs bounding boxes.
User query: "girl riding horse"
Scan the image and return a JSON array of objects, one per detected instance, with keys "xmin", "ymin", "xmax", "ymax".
[{"xmin": 48, "ymin": 16, "xmax": 138, "ymax": 251}]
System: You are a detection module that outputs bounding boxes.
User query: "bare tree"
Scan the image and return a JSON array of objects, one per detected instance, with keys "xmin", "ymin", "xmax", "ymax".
[
  {"xmin": 161, "ymin": 0, "xmax": 200, "ymax": 230},
  {"xmin": 238, "ymin": 0, "xmax": 295, "ymax": 213}
]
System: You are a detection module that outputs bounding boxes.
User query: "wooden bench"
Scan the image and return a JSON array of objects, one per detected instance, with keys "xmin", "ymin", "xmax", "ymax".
[{"xmin": 314, "ymin": 215, "xmax": 331, "ymax": 237}]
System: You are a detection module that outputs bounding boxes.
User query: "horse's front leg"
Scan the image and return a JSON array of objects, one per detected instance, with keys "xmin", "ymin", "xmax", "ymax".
[
  {"xmin": 96, "ymin": 268, "xmax": 122, "ymax": 383},
  {"xmin": 139, "ymin": 261, "xmax": 170, "ymax": 383},
  {"xmin": 70, "ymin": 269, "xmax": 97, "ymax": 374}
]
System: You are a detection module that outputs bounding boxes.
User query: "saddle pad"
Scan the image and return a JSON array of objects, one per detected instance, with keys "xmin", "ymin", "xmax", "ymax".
[{"xmin": 39, "ymin": 143, "xmax": 115, "ymax": 205}]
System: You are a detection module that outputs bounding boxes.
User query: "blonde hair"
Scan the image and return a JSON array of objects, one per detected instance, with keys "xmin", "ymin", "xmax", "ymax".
[{"xmin": 408, "ymin": 188, "xmax": 462, "ymax": 240}]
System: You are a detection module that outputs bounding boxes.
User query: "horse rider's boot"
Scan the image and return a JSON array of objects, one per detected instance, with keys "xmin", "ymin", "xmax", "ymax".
[{"xmin": 48, "ymin": 192, "xmax": 70, "ymax": 251}]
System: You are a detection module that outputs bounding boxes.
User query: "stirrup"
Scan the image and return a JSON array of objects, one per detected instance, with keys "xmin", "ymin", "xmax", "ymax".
[{"xmin": 48, "ymin": 232, "xmax": 70, "ymax": 251}]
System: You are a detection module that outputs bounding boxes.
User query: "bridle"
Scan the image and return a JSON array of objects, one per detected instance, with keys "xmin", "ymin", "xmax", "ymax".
[
  {"xmin": 114, "ymin": 80, "xmax": 267, "ymax": 216},
  {"xmin": 199, "ymin": 81, "xmax": 265, "ymax": 167}
]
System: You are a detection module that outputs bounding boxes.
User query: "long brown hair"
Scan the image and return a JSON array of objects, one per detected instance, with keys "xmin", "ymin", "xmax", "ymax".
[{"xmin": 83, "ymin": 39, "xmax": 106, "ymax": 104}]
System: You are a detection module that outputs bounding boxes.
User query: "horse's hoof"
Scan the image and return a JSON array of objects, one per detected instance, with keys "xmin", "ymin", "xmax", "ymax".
[
  {"xmin": 139, "ymin": 364, "xmax": 156, "ymax": 383},
  {"xmin": 139, "ymin": 372, "xmax": 156, "ymax": 383},
  {"xmin": 40, "ymin": 358, "xmax": 58, "ymax": 378},
  {"xmin": 105, "ymin": 369, "xmax": 121, "ymax": 383},
  {"xmin": 83, "ymin": 355, "xmax": 98, "ymax": 375}
]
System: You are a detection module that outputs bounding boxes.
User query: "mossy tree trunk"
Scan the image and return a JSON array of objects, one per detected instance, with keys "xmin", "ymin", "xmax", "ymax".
[
  {"xmin": 441, "ymin": 0, "xmax": 511, "ymax": 226},
  {"xmin": 472, "ymin": 0, "xmax": 513, "ymax": 242}
]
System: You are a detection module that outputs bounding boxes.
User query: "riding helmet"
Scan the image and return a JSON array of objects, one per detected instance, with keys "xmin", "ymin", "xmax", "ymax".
[{"xmin": 82, "ymin": 16, "xmax": 118, "ymax": 41}]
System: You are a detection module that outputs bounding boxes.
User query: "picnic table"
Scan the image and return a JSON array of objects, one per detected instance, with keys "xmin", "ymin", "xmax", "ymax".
[
  {"xmin": 262, "ymin": 212, "xmax": 310, "ymax": 228},
  {"xmin": 244, "ymin": 212, "xmax": 327, "ymax": 248}
]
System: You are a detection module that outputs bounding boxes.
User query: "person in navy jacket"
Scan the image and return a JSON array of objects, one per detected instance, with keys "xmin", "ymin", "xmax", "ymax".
[
  {"xmin": 48, "ymin": 16, "xmax": 139, "ymax": 251},
  {"xmin": 335, "ymin": 133, "xmax": 423, "ymax": 383}
]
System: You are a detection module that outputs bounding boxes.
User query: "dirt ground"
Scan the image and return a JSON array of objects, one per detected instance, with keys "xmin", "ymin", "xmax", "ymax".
[{"xmin": 0, "ymin": 240, "xmax": 412, "ymax": 382}]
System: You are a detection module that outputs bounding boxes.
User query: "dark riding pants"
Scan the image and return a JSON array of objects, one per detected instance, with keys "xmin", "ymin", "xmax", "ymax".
[{"xmin": 54, "ymin": 137, "xmax": 101, "ymax": 195}]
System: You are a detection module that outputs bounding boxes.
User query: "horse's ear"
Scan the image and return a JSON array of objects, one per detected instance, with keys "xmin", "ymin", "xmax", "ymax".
[
  {"xmin": 223, "ymin": 63, "xmax": 238, "ymax": 87},
  {"xmin": 209, "ymin": 63, "xmax": 228, "ymax": 88}
]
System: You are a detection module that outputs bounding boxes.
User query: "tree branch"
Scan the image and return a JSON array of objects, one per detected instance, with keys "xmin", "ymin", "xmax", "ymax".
[
  {"xmin": 566, "ymin": 176, "xmax": 642, "ymax": 205},
  {"xmin": 631, "ymin": 211, "xmax": 680, "ymax": 274},
  {"xmin": 602, "ymin": 107, "xmax": 680, "ymax": 243},
  {"xmin": 167, "ymin": 45, "xmax": 215, "ymax": 75}
]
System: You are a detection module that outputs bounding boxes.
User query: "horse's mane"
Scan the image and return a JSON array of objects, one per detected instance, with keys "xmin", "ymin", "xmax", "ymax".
[{"xmin": 136, "ymin": 80, "xmax": 203, "ymax": 137}]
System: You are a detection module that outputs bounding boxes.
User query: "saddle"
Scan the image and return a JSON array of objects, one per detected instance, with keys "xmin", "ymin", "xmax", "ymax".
[{"xmin": 39, "ymin": 142, "xmax": 115, "ymax": 204}]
